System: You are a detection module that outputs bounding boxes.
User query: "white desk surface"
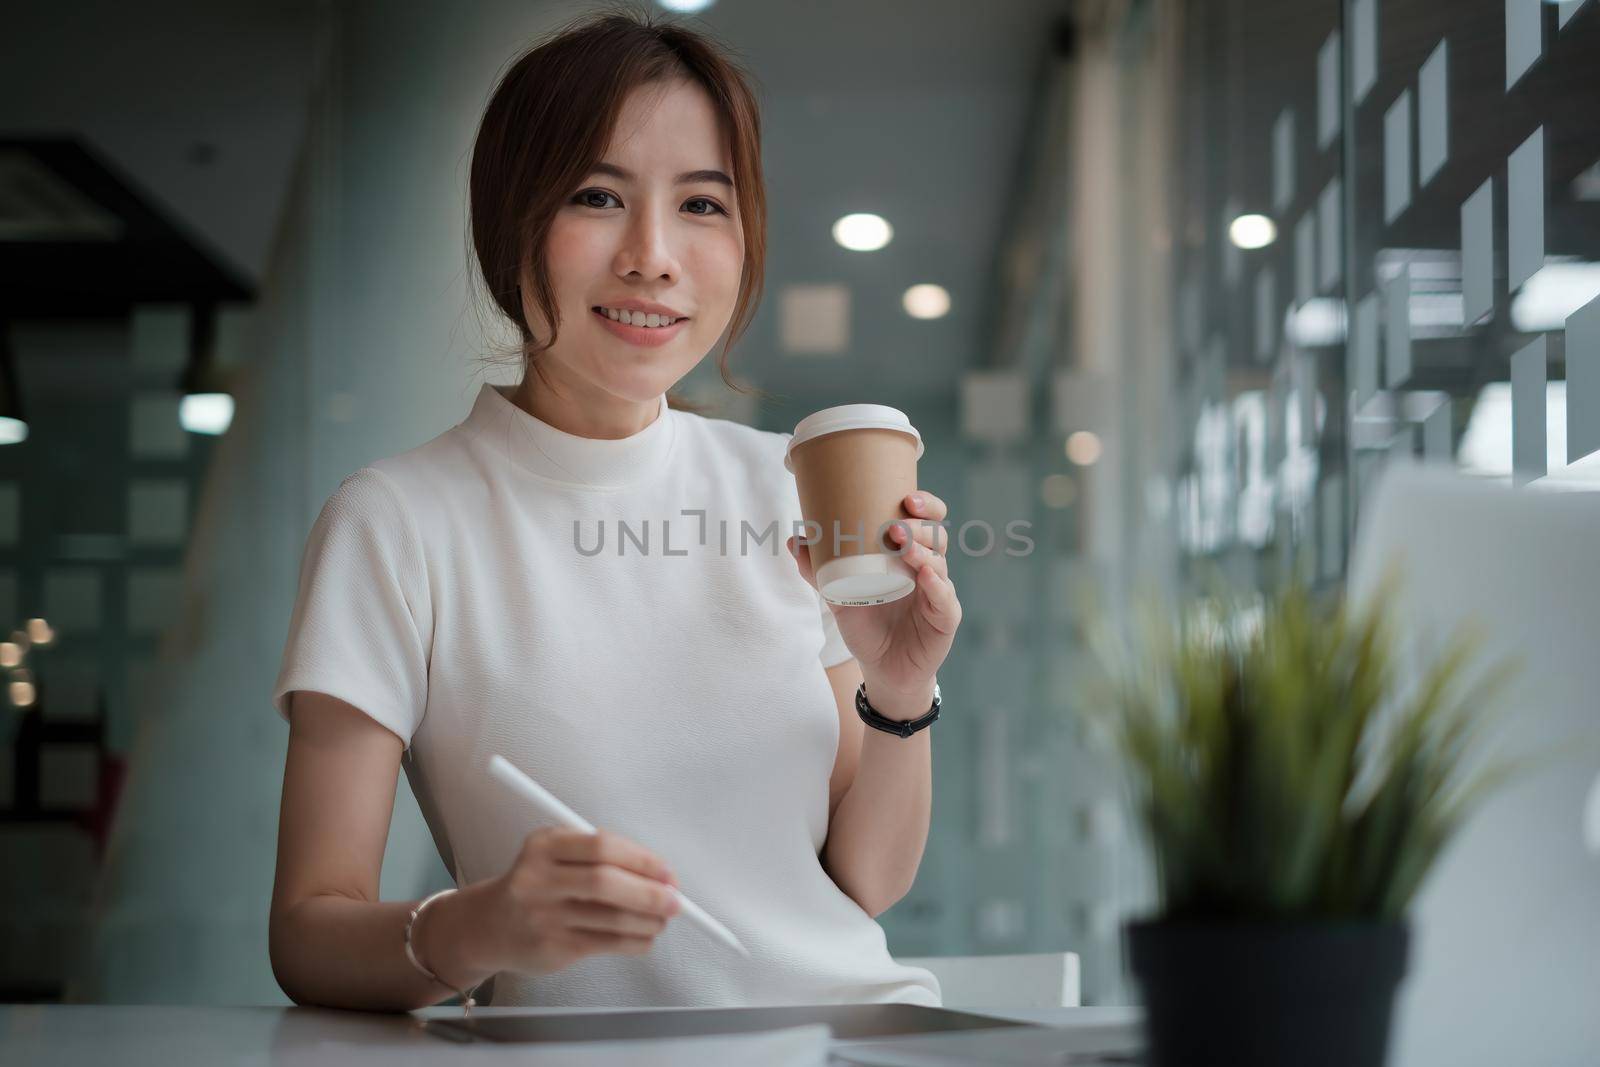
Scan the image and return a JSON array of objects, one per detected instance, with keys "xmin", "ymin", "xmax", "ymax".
[{"xmin": 0, "ymin": 1002, "xmax": 1143, "ymax": 1066}]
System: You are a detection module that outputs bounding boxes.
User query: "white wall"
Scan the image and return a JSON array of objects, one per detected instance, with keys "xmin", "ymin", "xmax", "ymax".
[{"xmin": 75, "ymin": 0, "xmax": 577, "ymax": 1003}]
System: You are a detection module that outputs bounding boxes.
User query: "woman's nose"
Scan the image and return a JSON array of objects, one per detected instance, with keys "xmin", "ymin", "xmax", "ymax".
[{"xmin": 615, "ymin": 208, "xmax": 681, "ymax": 281}]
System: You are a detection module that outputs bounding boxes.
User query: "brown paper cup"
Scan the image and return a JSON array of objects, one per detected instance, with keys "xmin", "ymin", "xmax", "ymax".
[{"xmin": 785, "ymin": 404, "xmax": 925, "ymax": 606}]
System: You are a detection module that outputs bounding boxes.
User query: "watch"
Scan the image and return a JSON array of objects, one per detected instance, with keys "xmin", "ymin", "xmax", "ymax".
[{"xmin": 855, "ymin": 681, "xmax": 941, "ymax": 738}]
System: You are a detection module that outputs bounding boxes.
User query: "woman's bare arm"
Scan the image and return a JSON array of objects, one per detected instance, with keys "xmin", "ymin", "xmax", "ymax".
[
  {"xmin": 818, "ymin": 658, "xmax": 934, "ymax": 918},
  {"xmin": 268, "ymin": 692, "xmax": 497, "ymax": 1011}
]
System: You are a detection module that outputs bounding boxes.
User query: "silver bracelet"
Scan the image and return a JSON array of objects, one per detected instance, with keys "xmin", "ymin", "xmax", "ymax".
[{"xmin": 404, "ymin": 888, "xmax": 482, "ymax": 1015}]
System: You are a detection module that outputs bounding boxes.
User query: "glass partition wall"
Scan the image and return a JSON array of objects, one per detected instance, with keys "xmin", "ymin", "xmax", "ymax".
[
  {"xmin": 1170, "ymin": 0, "xmax": 1600, "ymax": 594},
  {"xmin": 894, "ymin": 0, "xmax": 1600, "ymax": 1006}
]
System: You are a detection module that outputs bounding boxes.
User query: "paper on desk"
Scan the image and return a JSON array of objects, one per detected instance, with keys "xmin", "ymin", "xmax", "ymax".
[
  {"xmin": 407, "ymin": 1022, "xmax": 832, "ymax": 1067},
  {"xmin": 521, "ymin": 1022, "xmax": 831, "ymax": 1067},
  {"xmin": 828, "ymin": 1019, "xmax": 1144, "ymax": 1066}
]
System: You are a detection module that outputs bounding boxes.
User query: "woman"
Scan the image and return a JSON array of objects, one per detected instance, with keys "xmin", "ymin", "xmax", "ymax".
[{"xmin": 267, "ymin": 10, "xmax": 961, "ymax": 1012}]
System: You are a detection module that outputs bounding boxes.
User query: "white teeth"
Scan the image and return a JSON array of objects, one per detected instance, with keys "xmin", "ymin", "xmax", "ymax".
[{"xmin": 599, "ymin": 307, "xmax": 678, "ymax": 327}]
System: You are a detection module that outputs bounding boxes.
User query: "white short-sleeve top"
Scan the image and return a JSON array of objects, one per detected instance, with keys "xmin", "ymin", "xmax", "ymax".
[{"xmin": 271, "ymin": 382, "xmax": 941, "ymax": 1008}]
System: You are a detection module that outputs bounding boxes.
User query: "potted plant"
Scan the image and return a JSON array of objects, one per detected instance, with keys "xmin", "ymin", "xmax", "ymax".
[{"xmin": 1087, "ymin": 581, "xmax": 1521, "ymax": 1067}]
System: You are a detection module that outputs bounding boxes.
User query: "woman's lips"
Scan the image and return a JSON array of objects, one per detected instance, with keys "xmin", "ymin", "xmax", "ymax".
[{"xmin": 592, "ymin": 308, "xmax": 689, "ymax": 348}]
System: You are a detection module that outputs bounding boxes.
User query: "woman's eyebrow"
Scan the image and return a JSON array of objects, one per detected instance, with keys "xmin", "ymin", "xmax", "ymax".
[{"xmin": 587, "ymin": 161, "xmax": 734, "ymax": 187}]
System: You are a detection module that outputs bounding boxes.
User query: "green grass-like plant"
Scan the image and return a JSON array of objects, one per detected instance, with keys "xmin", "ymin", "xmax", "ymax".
[{"xmin": 1087, "ymin": 578, "xmax": 1522, "ymax": 922}]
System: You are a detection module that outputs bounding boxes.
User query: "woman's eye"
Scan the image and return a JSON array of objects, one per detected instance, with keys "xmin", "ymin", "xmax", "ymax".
[
  {"xmin": 684, "ymin": 197, "xmax": 728, "ymax": 217},
  {"xmin": 572, "ymin": 189, "xmax": 727, "ymax": 217}
]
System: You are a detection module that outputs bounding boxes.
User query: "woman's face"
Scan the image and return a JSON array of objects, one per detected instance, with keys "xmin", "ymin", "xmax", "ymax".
[{"xmin": 530, "ymin": 78, "xmax": 744, "ymax": 409}]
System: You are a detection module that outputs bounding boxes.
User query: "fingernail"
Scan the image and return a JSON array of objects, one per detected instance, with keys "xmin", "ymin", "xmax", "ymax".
[{"xmin": 909, "ymin": 494, "xmax": 924, "ymax": 510}]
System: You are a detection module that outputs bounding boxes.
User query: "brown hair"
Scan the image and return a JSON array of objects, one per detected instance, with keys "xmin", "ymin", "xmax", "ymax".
[{"xmin": 468, "ymin": 5, "xmax": 769, "ymax": 414}]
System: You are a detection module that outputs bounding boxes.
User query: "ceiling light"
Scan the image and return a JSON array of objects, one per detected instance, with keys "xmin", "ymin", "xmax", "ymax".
[
  {"xmin": 903, "ymin": 284, "xmax": 951, "ymax": 319},
  {"xmin": 832, "ymin": 213, "xmax": 893, "ymax": 252},
  {"xmin": 1228, "ymin": 214, "xmax": 1278, "ymax": 250},
  {"xmin": 655, "ymin": 0, "xmax": 716, "ymax": 10},
  {"xmin": 180, "ymin": 303, "xmax": 233, "ymax": 434}
]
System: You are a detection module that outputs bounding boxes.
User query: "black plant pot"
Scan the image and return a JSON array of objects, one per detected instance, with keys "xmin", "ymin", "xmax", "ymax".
[{"xmin": 1126, "ymin": 918, "xmax": 1410, "ymax": 1067}]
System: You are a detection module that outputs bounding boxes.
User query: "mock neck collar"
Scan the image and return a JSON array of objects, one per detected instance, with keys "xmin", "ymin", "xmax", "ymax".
[{"xmin": 464, "ymin": 383, "xmax": 676, "ymax": 489}]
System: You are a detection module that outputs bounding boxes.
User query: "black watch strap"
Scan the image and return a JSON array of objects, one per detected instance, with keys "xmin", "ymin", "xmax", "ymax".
[{"xmin": 855, "ymin": 682, "xmax": 941, "ymax": 738}]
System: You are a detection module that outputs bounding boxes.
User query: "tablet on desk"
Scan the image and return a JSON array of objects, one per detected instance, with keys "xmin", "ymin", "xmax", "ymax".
[{"xmin": 424, "ymin": 1003, "xmax": 1040, "ymax": 1045}]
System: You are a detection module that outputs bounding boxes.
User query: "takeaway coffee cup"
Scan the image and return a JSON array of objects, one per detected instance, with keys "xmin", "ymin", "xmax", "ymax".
[{"xmin": 784, "ymin": 404, "xmax": 925, "ymax": 606}]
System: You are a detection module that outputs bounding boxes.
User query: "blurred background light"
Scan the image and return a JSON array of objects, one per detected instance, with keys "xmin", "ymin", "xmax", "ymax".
[
  {"xmin": 1228, "ymin": 213, "xmax": 1277, "ymax": 249},
  {"xmin": 1287, "ymin": 298, "xmax": 1347, "ymax": 347},
  {"xmin": 903, "ymin": 283, "xmax": 952, "ymax": 320},
  {"xmin": 0, "ymin": 319, "xmax": 26, "ymax": 445},
  {"xmin": 0, "ymin": 417, "xmax": 27, "ymax": 445},
  {"xmin": 179, "ymin": 392, "xmax": 234, "ymax": 435},
  {"xmin": 1040, "ymin": 473, "xmax": 1079, "ymax": 508},
  {"xmin": 1457, "ymin": 380, "xmax": 1568, "ymax": 477},
  {"xmin": 1585, "ymin": 773, "xmax": 1600, "ymax": 855},
  {"xmin": 1065, "ymin": 430, "xmax": 1103, "ymax": 466},
  {"xmin": 832, "ymin": 212, "xmax": 893, "ymax": 251},
  {"xmin": 1510, "ymin": 262, "xmax": 1600, "ymax": 332}
]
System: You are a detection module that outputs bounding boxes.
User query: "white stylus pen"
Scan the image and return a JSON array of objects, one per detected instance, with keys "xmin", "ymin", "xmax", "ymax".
[{"xmin": 486, "ymin": 754, "xmax": 751, "ymax": 958}]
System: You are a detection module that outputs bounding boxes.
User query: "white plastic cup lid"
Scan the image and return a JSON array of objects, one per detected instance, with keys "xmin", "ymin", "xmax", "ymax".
[{"xmin": 783, "ymin": 404, "xmax": 924, "ymax": 473}]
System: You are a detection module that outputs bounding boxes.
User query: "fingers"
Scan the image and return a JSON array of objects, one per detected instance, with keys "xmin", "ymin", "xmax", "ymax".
[
  {"xmin": 540, "ymin": 828, "xmax": 676, "ymax": 887},
  {"xmin": 889, "ymin": 518, "xmax": 948, "ymax": 555},
  {"xmin": 888, "ymin": 522, "xmax": 949, "ymax": 582},
  {"xmin": 562, "ymin": 899, "xmax": 671, "ymax": 939},
  {"xmin": 529, "ymin": 828, "xmax": 681, "ymax": 917},
  {"xmin": 785, "ymin": 535, "xmax": 818, "ymax": 589},
  {"xmin": 791, "ymin": 487, "xmax": 950, "ymax": 586},
  {"xmin": 566, "ymin": 928, "xmax": 657, "ymax": 957},
  {"xmin": 916, "ymin": 558, "xmax": 962, "ymax": 634},
  {"xmin": 500, "ymin": 828, "xmax": 683, "ymax": 970},
  {"xmin": 889, "ymin": 502, "xmax": 962, "ymax": 631},
  {"xmin": 904, "ymin": 491, "xmax": 948, "ymax": 523},
  {"xmin": 547, "ymin": 857, "xmax": 682, "ymax": 920}
]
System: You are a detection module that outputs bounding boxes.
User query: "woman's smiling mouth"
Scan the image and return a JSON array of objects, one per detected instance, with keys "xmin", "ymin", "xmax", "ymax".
[{"xmin": 591, "ymin": 306, "xmax": 690, "ymax": 347}]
